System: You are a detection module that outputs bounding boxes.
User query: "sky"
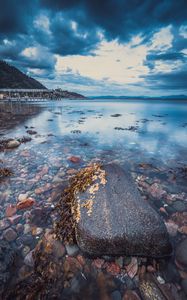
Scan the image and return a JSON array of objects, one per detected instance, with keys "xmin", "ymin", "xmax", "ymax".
[{"xmin": 0, "ymin": 0, "xmax": 187, "ymax": 96}]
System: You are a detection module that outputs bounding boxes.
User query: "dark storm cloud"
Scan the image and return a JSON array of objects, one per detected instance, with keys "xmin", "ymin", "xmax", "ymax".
[
  {"xmin": 0, "ymin": 0, "xmax": 187, "ymax": 93},
  {"xmin": 41, "ymin": 0, "xmax": 187, "ymax": 42},
  {"xmin": 49, "ymin": 11, "xmax": 101, "ymax": 55},
  {"xmin": 142, "ymin": 67, "xmax": 187, "ymax": 90},
  {"xmin": 0, "ymin": 0, "xmax": 38, "ymax": 34}
]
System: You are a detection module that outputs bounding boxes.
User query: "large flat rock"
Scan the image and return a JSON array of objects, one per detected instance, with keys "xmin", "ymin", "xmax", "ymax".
[{"xmin": 75, "ymin": 164, "xmax": 172, "ymax": 257}]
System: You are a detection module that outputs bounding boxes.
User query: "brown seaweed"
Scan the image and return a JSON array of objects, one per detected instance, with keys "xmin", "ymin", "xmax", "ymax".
[{"xmin": 54, "ymin": 163, "xmax": 102, "ymax": 244}]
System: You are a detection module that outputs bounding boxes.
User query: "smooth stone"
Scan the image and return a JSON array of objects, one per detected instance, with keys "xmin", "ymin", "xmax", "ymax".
[
  {"xmin": 52, "ymin": 176, "xmax": 62, "ymax": 183},
  {"xmin": 16, "ymin": 234, "xmax": 34, "ymax": 246},
  {"xmin": 176, "ymin": 239, "xmax": 187, "ymax": 268},
  {"xmin": 3, "ymin": 228, "xmax": 17, "ymax": 242},
  {"xmin": 24, "ymin": 224, "xmax": 31, "ymax": 234},
  {"xmin": 7, "ymin": 140, "xmax": 20, "ymax": 149},
  {"xmin": 5, "ymin": 204, "xmax": 17, "ymax": 217},
  {"xmin": 16, "ymin": 223, "xmax": 24, "ymax": 233},
  {"xmin": 24, "ymin": 250, "xmax": 34, "ymax": 267},
  {"xmin": 18, "ymin": 193, "xmax": 29, "ymax": 202},
  {"xmin": 22, "ymin": 246, "xmax": 31, "ymax": 257},
  {"xmin": 75, "ymin": 164, "xmax": 172, "ymax": 257},
  {"xmin": 65, "ymin": 244, "xmax": 79, "ymax": 256}
]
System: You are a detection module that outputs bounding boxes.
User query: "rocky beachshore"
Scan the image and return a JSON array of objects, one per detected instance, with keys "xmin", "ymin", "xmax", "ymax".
[{"xmin": 0, "ymin": 102, "xmax": 187, "ymax": 299}]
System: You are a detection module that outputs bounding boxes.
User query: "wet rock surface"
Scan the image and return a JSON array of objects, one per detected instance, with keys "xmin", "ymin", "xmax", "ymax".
[
  {"xmin": 76, "ymin": 164, "xmax": 172, "ymax": 257},
  {"xmin": 176, "ymin": 238, "xmax": 187, "ymax": 268}
]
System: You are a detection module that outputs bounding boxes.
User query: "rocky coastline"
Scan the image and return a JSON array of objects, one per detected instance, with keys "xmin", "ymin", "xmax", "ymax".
[{"xmin": 0, "ymin": 102, "xmax": 187, "ymax": 299}]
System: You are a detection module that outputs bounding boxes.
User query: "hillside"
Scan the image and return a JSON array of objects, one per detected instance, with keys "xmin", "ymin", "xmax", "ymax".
[
  {"xmin": 54, "ymin": 89, "xmax": 86, "ymax": 99},
  {"xmin": 0, "ymin": 61, "xmax": 46, "ymax": 89}
]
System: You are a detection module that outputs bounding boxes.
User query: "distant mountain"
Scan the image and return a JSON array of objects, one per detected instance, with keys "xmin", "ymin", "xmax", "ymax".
[
  {"xmin": 91, "ymin": 95, "xmax": 187, "ymax": 100},
  {"xmin": 0, "ymin": 60, "xmax": 46, "ymax": 89},
  {"xmin": 0, "ymin": 61, "xmax": 86, "ymax": 99}
]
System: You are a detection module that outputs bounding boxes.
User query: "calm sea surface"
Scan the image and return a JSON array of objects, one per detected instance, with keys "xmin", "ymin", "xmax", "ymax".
[{"xmin": 2, "ymin": 99, "xmax": 187, "ymax": 167}]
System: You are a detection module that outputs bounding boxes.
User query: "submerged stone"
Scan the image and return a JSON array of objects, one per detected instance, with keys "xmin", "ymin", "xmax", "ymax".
[{"xmin": 75, "ymin": 164, "xmax": 172, "ymax": 257}]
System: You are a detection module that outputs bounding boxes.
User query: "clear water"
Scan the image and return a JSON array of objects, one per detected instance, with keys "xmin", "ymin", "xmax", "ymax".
[
  {"xmin": 1, "ymin": 99, "xmax": 187, "ymax": 298},
  {"xmin": 2, "ymin": 99, "xmax": 187, "ymax": 168}
]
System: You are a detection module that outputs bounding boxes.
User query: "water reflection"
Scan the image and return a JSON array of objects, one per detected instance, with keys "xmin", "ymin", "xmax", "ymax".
[{"xmin": 3, "ymin": 99, "xmax": 187, "ymax": 166}]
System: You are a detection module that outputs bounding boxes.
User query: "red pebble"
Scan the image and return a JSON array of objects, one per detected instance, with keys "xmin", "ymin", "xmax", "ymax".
[
  {"xmin": 105, "ymin": 262, "xmax": 120, "ymax": 276},
  {"xmin": 68, "ymin": 156, "xmax": 81, "ymax": 163},
  {"xmin": 6, "ymin": 204, "xmax": 17, "ymax": 217},
  {"xmin": 17, "ymin": 197, "xmax": 36, "ymax": 210},
  {"xmin": 92, "ymin": 258, "xmax": 105, "ymax": 269}
]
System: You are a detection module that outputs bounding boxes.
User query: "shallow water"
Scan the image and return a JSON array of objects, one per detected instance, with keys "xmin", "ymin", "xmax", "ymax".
[
  {"xmin": 1, "ymin": 99, "xmax": 187, "ymax": 299},
  {"xmin": 2, "ymin": 99, "xmax": 187, "ymax": 166}
]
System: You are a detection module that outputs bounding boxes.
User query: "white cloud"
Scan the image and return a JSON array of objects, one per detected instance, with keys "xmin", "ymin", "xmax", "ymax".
[
  {"xmin": 179, "ymin": 25, "xmax": 187, "ymax": 38},
  {"xmin": 55, "ymin": 37, "xmax": 149, "ymax": 85},
  {"xmin": 149, "ymin": 25, "xmax": 173, "ymax": 51},
  {"xmin": 34, "ymin": 15, "xmax": 50, "ymax": 33},
  {"xmin": 21, "ymin": 47, "xmax": 38, "ymax": 59},
  {"xmin": 71, "ymin": 21, "xmax": 77, "ymax": 32},
  {"xmin": 54, "ymin": 26, "xmax": 174, "ymax": 91}
]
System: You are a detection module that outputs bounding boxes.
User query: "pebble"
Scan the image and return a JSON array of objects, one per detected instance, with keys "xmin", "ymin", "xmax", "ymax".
[
  {"xmin": 18, "ymin": 193, "xmax": 29, "ymax": 202},
  {"xmin": 68, "ymin": 156, "xmax": 81, "ymax": 163},
  {"xmin": 17, "ymin": 197, "xmax": 36, "ymax": 210},
  {"xmin": 52, "ymin": 176, "xmax": 62, "ymax": 183},
  {"xmin": 7, "ymin": 140, "xmax": 20, "ymax": 149},
  {"xmin": 18, "ymin": 265, "xmax": 32, "ymax": 280},
  {"xmin": 176, "ymin": 238, "xmax": 187, "ymax": 268},
  {"xmin": 149, "ymin": 183, "xmax": 166, "ymax": 199},
  {"xmin": 111, "ymin": 290, "xmax": 122, "ymax": 300},
  {"xmin": 105, "ymin": 262, "xmax": 121, "ymax": 276},
  {"xmin": 5, "ymin": 204, "xmax": 17, "ymax": 217},
  {"xmin": 126, "ymin": 257, "xmax": 138, "ymax": 279},
  {"xmin": 22, "ymin": 246, "xmax": 31, "ymax": 257},
  {"xmin": 92, "ymin": 258, "xmax": 105, "ymax": 269},
  {"xmin": 52, "ymin": 240, "xmax": 66, "ymax": 258},
  {"xmin": 156, "ymin": 275, "xmax": 165, "ymax": 284},
  {"xmin": 24, "ymin": 250, "xmax": 34, "ymax": 267},
  {"xmin": 165, "ymin": 220, "xmax": 179, "ymax": 237},
  {"xmin": 65, "ymin": 244, "xmax": 79, "ymax": 256},
  {"xmin": 3, "ymin": 228, "xmax": 17, "ymax": 241},
  {"xmin": 0, "ymin": 218, "xmax": 10, "ymax": 231},
  {"xmin": 31, "ymin": 227, "xmax": 43, "ymax": 236},
  {"xmin": 8, "ymin": 214, "xmax": 22, "ymax": 225},
  {"xmin": 57, "ymin": 171, "xmax": 65, "ymax": 177},
  {"xmin": 17, "ymin": 234, "xmax": 34, "ymax": 246},
  {"xmin": 16, "ymin": 223, "xmax": 24, "ymax": 233},
  {"xmin": 67, "ymin": 169, "xmax": 77, "ymax": 175},
  {"xmin": 24, "ymin": 224, "xmax": 31, "ymax": 234},
  {"xmin": 115, "ymin": 257, "xmax": 124, "ymax": 268}
]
